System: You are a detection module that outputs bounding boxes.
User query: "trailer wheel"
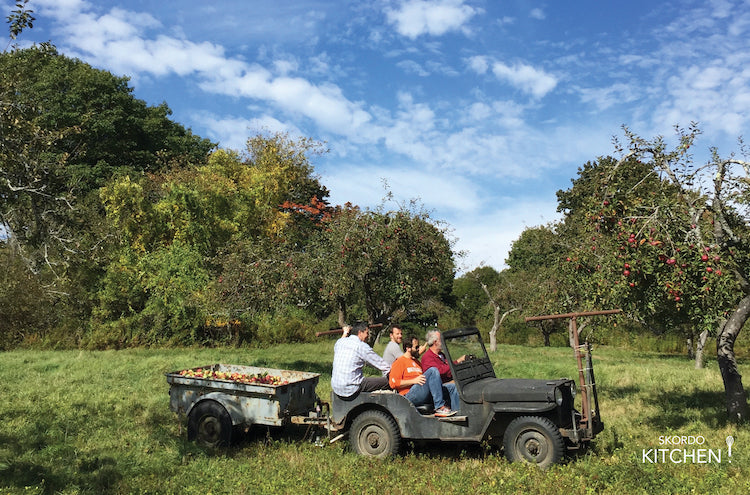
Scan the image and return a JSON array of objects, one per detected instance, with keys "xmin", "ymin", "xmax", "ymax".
[
  {"xmin": 350, "ymin": 410, "xmax": 401, "ymax": 458},
  {"xmin": 503, "ymin": 416, "xmax": 564, "ymax": 469},
  {"xmin": 188, "ymin": 401, "xmax": 233, "ymax": 448}
]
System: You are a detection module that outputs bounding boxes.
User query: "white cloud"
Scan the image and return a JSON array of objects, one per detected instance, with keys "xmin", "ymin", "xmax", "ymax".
[
  {"xmin": 467, "ymin": 55, "xmax": 489, "ymax": 74},
  {"xmin": 39, "ymin": 2, "xmax": 374, "ymax": 138},
  {"xmin": 467, "ymin": 102, "xmax": 492, "ymax": 121},
  {"xmin": 577, "ymin": 83, "xmax": 639, "ymax": 111},
  {"xmin": 451, "ymin": 198, "xmax": 561, "ymax": 272},
  {"xmin": 396, "ymin": 59, "xmax": 431, "ymax": 76},
  {"xmin": 198, "ymin": 114, "xmax": 304, "ymax": 151},
  {"xmin": 529, "ymin": 8, "xmax": 546, "ymax": 20},
  {"xmin": 50, "ymin": 5, "xmax": 238, "ymax": 78},
  {"xmin": 273, "ymin": 58, "xmax": 299, "ymax": 75},
  {"xmin": 690, "ymin": 65, "xmax": 731, "ymax": 90},
  {"xmin": 491, "ymin": 61, "xmax": 558, "ymax": 99},
  {"xmin": 384, "ymin": 0, "xmax": 478, "ymax": 39},
  {"xmin": 322, "ymin": 165, "xmax": 482, "ymax": 216}
]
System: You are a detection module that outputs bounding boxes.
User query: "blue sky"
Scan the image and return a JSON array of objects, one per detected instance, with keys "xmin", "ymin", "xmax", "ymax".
[{"xmin": 7, "ymin": 0, "xmax": 750, "ymax": 272}]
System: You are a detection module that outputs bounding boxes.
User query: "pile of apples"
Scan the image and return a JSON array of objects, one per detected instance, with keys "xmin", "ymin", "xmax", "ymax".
[{"xmin": 178, "ymin": 368, "xmax": 289, "ymax": 385}]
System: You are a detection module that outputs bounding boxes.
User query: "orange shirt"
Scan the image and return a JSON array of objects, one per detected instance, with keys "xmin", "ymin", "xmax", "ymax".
[{"xmin": 389, "ymin": 355, "xmax": 422, "ymax": 395}]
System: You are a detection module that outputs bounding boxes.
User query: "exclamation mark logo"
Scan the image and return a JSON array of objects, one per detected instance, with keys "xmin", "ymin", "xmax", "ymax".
[{"xmin": 726, "ymin": 436, "xmax": 734, "ymax": 463}]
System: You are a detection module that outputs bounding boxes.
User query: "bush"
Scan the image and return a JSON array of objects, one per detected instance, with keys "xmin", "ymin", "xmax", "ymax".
[
  {"xmin": 0, "ymin": 247, "xmax": 61, "ymax": 350},
  {"xmin": 246, "ymin": 307, "xmax": 320, "ymax": 345}
]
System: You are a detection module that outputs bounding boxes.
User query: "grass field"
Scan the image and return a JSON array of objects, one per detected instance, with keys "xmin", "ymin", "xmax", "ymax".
[{"xmin": 0, "ymin": 341, "xmax": 748, "ymax": 494}]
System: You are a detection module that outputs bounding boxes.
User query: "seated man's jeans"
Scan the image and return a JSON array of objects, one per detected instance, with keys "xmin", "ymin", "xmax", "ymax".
[
  {"xmin": 404, "ymin": 367, "xmax": 460, "ymax": 411},
  {"xmin": 442, "ymin": 381, "xmax": 460, "ymax": 411}
]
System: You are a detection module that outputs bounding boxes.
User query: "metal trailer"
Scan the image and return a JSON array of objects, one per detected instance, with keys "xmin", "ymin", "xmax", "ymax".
[{"xmin": 166, "ymin": 364, "xmax": 325, "ymax": 447}]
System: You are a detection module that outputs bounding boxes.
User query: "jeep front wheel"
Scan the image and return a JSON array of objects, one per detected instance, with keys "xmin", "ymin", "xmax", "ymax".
[
  {"xmin": 350, "ymin": 410, "xmax": 401, "ymax": 458},
  {"xmin": 503, "ymin": 416, "xmax": 564, "ymax": 468}
]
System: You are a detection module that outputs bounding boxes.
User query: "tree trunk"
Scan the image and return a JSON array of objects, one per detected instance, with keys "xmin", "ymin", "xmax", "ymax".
[
  {"xmin": 489, "ymin": 307, "xmax": 520, "ymax": 352},
  {"xmin": 337, "ymin": 297, "xmax": 347, "ymax": 327},
  {"xmin": 568, "ymin": 319, "xmax": 587, "ymax": 349},
  {"xmin": 686, "ymin": 337, "xmax": 694, "ymax": 359},
  {"xmin": 694, "ymin": 329, "xmax": 708, "ymax": 369},
  {"xmin": 478, "ymin": 280, "xmax": 500, "ymax": 351},
  {"xmin": 716, "ymin": 294, "xmax": 750, "ymax": 422},
  {"xmin": 489, "ymin": 303, "xmax": 500, "ymax": 352},
  {"xmin": 362, "ymin": 276, "xmax": 377, "ymax": 326}
]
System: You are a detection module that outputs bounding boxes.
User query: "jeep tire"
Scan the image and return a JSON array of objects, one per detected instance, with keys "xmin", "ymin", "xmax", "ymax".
[
  {"xmin": 350, "ymin": 410, "xmax": 401, "ymax": 458},
  {"xmin": 503, "ymin": 416, "xmax": 565, "ymax": 469}
]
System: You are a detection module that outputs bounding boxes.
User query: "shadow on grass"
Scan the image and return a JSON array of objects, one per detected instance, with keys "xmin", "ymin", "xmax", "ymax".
[
  {"xmin": 0, "ymin": 436, "xmax": 122, "ymax": 495},
  {"xmin": 404, "ymin": 440, "xmax": 495, "ymax": 460},
  {"xmin": 0, "ymin": 459, "xmax": 69, "ymax": 494},
  {"xmin": 645, "ymin": 389, "xmax": 729, "ymax": 429},
  {"xmin": 0, "ymin": 400, "xmax": 174, "ymax": 494},
  {"xmin": 602, "ymin": 384, "xmax": 641, "ymax": 399},
  {"xmin": 228, "ymin": 424, "xmax": 495, "ymax": 461}
]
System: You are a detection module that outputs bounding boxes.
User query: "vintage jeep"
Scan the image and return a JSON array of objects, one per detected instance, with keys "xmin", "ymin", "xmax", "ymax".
[{"xmin": 330, "ymin": 325, "xmax": 603, "ymax": 468}]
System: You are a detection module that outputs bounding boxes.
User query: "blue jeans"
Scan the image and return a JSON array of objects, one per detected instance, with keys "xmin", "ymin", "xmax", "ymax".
[
  {"xmin": 405, "ymin": 367, "xmax": 458, "ymax": 410},
  {"xmin": 442, "ymin": 381, "xmax": 460, "ymax": 411}
]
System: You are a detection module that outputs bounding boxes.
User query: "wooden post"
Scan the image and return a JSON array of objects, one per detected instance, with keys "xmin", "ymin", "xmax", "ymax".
[{"xmin": 525, "ymin": 309, "xmax": 621, "ymax": 429}]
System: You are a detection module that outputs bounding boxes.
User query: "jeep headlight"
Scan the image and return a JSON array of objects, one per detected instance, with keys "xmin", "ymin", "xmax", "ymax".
[
  {"xmin": 569, "ymin": 381, "xmax": 576, "ymax": 399},
  {"xmin": 554, "ymin": 387, "xmax": 564, "ymax": 406}
]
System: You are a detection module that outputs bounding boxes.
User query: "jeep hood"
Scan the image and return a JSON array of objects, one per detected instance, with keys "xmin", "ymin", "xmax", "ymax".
[{"xmin": 461, "ymin": 377, "xmax": 569, "ymax": 404}]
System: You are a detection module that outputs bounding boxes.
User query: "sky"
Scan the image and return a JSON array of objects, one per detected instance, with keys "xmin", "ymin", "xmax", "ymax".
[{"xmin": 6, "ymin": 0, "xmax": 750, "ymax": 272}]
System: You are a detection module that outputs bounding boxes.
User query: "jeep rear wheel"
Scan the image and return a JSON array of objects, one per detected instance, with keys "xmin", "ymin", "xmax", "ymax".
[
  {"xmin": 350, "ymin": 410, "xmax": 401, "ymax": 458},
  {"xmin": 503, "ymin": 416, "xmax": 564, "ymax": 469}
]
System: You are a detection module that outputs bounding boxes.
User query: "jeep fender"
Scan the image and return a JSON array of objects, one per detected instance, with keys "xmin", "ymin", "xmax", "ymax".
[{"xmin": 491, "ymin": 402, "xmax": 557, "ymax": 414}]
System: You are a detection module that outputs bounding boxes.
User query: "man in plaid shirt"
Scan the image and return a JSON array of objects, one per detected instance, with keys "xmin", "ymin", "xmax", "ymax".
[{"xmin": 331, "ymin": 322, "xmax": 391, "ymax": 398}]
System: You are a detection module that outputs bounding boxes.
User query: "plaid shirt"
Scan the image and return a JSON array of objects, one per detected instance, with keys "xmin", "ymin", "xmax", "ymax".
[{"xmin": 331, "ymin": 335, "xmax": 390, "ymax": 397}]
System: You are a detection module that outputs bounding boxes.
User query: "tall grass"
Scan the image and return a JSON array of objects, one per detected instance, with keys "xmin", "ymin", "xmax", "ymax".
[{"xmin": 0, "ymin": 342, "xmax": 748, "ymax": 494}]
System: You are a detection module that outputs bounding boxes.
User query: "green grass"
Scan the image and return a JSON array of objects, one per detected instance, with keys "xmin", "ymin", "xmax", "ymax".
[{"xmin": 0, "ymin": 342, "xmax": 748, "ymax": 494}]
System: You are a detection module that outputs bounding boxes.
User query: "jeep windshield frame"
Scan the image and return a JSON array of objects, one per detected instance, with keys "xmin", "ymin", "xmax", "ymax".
[{"xmin": 442, "ymin": 327, "xmax": 496, "ymax": 388}]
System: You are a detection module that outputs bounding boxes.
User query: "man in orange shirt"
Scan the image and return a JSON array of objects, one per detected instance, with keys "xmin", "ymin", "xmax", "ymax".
[{"xmin": 389, "ymin": 336, "xmax": 457, "ymax": 417}]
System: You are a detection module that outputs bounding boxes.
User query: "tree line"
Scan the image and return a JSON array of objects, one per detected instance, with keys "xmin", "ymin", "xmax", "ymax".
[{"xmin": 0, "ymin": 44, "xmax": 455, "ymax": 350}]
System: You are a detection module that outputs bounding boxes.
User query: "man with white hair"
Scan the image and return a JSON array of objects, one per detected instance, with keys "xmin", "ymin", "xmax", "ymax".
[{"xmin": 421, "ymin": 329, "xmax": 465, "ymax": 411}]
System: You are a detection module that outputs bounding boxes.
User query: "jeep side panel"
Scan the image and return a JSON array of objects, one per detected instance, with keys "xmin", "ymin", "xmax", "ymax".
[{"xmin": 331, "ymin": 391, "xmax": 494, "ymax": 442}]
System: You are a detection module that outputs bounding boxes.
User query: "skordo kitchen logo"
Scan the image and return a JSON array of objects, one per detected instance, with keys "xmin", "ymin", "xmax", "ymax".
[{"xmin": 641, "ymin": 435, "xmax": 735, "ymax": 464}]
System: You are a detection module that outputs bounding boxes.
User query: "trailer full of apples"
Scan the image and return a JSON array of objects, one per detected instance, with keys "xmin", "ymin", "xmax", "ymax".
[{"xmin": 178, "ymin": 368, "xmax": 289, "ymax": 385}]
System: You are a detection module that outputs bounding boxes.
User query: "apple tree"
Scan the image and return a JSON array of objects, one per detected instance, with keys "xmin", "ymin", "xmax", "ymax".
[
  {"xmin": 556, "ymin": 152, "xmax": 723, "ymax": 352},
  {"xmin": 219, "ymin": 198, "xmax": 457, "ymax": 332},
  {"xmin": 314, "ymin": 202, "xmax": 456, "ymax": 328},
  {"xmin": 557, "ymin": 124, "xmax": 749, "ymax": 421}
]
